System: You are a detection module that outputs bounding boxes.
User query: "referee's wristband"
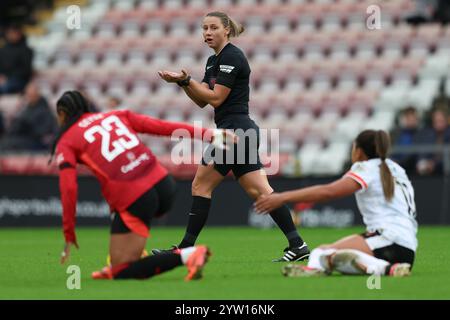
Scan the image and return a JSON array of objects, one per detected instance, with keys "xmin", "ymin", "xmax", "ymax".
[{"xmin": 177, "ymin": 75, "xmax": 191, "ymax": 87}]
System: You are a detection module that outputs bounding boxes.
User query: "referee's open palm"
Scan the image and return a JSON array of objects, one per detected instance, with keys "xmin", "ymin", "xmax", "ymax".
[{"xmin": 158, "ymin": 69, "xmax": 188, "ymax": 83}]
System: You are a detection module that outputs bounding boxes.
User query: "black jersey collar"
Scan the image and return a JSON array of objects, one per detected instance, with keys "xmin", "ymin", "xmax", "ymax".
[{"xmin": 215, "ymin": 42, "xmax": 231, "ymax": 56}]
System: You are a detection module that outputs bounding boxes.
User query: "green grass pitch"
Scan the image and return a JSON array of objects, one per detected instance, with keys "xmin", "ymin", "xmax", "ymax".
[{"xmin": 0, "ymin": 226, "xmax": 449, "ymax": 300}]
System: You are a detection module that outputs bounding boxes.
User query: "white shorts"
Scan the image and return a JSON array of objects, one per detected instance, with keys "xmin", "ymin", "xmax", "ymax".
[
  {"xmin": 365, "ymin": 235, "xmax": 394, "ymax": 251},
  {"xmin": 361, "ymin": 230, "xmax": 394, "ymax": 250},
  {"xmin": 361, "ymin": 230, "xmax": 415, "ymax": 265}
]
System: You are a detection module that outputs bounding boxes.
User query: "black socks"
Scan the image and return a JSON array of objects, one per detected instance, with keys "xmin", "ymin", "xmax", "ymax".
[
  {"xmin": 179, "ymin": 196, "xmax": 211, "ymax": 248},
  {"xmin": 178, "ymin": 196, "xmax": 303, "ymax": 250},
  {"xmin": 114, "ymin": 253, "xmax": 182, "ymax": 279},
  {"xmin": 269, "ymin": 204, "xmax": 304, "ymax": 248}
]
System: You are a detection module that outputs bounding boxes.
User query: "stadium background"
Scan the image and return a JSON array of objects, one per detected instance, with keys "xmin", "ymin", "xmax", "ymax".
[
  {"xmin": 1, "ymin": 0, "xmax": 449, "ymax": 228},
  {"xmin": 1, "ymin": 0, "xmax": 450, "ymax": 301}
]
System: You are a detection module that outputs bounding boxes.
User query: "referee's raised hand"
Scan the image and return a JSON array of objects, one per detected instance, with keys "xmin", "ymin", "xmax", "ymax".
[{"xmin": 158, "ymin": 69, "xmax": 189, "ymax": 83}]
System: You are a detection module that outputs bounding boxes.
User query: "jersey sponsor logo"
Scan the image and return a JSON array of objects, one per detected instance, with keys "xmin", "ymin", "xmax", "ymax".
[
  {"xmin": 206, "ymin": 65, "xmax": 213, "ymax": 70},
  {"xmin": 219, "ymin": 64, "xmax": 235, "ymax": 73},
  {"xmin": 121, "ymin": 152, "xmax": 150, "ymax": 174},
  {"xmin": 126, "ymin": 152, "xmax": 136, "ymax": 161}
]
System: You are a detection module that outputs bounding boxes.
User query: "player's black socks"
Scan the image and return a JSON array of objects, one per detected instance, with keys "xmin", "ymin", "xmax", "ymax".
[
  {"xmin": 114, "ymin": 253, "xmax": 182, "ymax": 279},
  {"xmin": 179, "ymin": 196, "xmax": 211, "ymax": 248},
  {"xmin": 269, "ymin": 204, "xmax": 304, "ymax": 248}
]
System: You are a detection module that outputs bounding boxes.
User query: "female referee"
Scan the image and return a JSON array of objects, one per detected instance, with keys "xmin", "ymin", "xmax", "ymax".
[
  {"xmin": 255, "ymin": 130, "xmax": 418, "ymax": 277},
  {"xmin": 156, "ymin": 11, "xmax": 309, "ymax": 262},
  {"xmin": 52, "ymin": 90, "xmax": 236, "ymax": 280}
]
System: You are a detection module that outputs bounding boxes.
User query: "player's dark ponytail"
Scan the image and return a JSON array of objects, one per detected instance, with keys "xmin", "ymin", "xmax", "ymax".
[
  {"xmin": 206, "ymin": 12, "xmax": 244, "ymax": 38},
  {"xmin": 375, "ymin": 130, "xmax": 395, "ymax": 201},
  {"xmin": 48, "ymin": 91, "xmax": 92, "ymax": 164},
  {"xmin": 355, "ymin": 130, "xmax": 395, "ymax": 201}
]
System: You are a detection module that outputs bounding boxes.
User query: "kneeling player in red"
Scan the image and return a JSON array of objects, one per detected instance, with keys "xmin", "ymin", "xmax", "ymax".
[{"xmin": 52, "ymin": 91, "xmax": 235, "ymax": 280}]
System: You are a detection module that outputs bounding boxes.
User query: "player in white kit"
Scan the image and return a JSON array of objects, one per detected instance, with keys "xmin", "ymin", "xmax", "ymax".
[{"xmin": 255, "ymin": 130, "xmax": 418, "ymax": 277}]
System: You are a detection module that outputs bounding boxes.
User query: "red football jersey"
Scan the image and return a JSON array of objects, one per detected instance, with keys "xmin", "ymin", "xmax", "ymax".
[{"xmin": 56, "ymin": 110, "xmax": 209, "ymax": 243}]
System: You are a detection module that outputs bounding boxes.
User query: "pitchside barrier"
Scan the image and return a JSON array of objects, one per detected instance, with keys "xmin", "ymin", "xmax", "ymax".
[
  {"xmin": 0, "ymin": 174, "xmax": 448, "ymax": 228},
  {"xmin": 0, "ymin": 145, "xmax": 448, "ymax": 227}
]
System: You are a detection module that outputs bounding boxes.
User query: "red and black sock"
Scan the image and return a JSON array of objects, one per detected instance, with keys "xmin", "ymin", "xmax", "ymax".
[{"xmin": 113, "ymin": 253, "xmax": 182, "ymax": 279}]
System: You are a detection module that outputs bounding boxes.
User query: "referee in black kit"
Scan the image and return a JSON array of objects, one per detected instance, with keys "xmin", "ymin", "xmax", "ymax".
[{"xmin": 157, "ymin": 11, "xmax": 309, "ymax": 262}]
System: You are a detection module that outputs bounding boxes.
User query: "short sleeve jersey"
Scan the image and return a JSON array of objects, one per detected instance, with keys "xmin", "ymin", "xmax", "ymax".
[
  {"xmin": 201, "ymin": 43, "xmax": 250, "ymax": 124},
  {"xmin": 344, "ymin": 159, "xmax": 418, "ymax": 251}
]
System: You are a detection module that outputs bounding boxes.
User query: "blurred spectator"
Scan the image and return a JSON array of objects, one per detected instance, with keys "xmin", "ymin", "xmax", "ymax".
[
  {"xmin": 406, "ymin": 0, "xmax": 450, "ymax": 25},
  {"xmin": 415, "ymin": 108, "xmax": 450, "ymax": 176},
  {"xmin": 406, "ymin": 0, "xmax": 438, "ymax": 24},
  {"xmin": 0, "ymin": 24, "xmax": 33, "ymax": 94},
  {"xmin": 391, "ymin": 106, "xmax": 420, "ymax": 174},
  {"xmin": 434, "ymin": 0, "xmax": 450, "ymax": 24},
  {"xmin": 431, "ymin": 92, "xmax": 450, "ymax": 117},
  {"xmin": 106, "ymin": 96, "xmax": 123, "ymax": 111},
  {"xmin": 0, "ymin": 82, "xmax": 57, "ymax": 151},
  {"xmin": 0, "ymin": 1, "xmax": 52, "ymax": 28}
]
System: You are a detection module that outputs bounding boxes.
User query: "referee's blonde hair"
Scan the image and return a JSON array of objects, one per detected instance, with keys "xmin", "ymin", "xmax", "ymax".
[
  {"xmin": 206, "ymin": 11, "xmax": 245, "ymax": 38},
  {"xmin": 355, "ymin": 130, "xmax": 395, "ymax": 201}
]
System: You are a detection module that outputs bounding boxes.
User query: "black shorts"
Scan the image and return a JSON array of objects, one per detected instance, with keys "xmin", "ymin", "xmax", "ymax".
[
  {"xmin": 201, "ymin": 115, "xmax": 263, "ymax": 179},
  {"xmin": 361, "ymin": 230, "xmax": 416, "ymax": 267},
  {"xmin": 110, "ymin": 175, "xmax": 176, "ymax": 237}
]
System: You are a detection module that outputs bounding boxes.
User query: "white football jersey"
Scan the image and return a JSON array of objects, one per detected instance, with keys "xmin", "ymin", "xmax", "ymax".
[{"xmin": 344, "ymin": 158, "xmax": 418, "ymax": 251}]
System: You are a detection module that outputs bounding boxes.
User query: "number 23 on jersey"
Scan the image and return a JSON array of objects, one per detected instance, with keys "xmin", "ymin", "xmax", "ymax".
[{"xmin": 83, "ymin": 115, "xmax": 139, "ymax": 162}]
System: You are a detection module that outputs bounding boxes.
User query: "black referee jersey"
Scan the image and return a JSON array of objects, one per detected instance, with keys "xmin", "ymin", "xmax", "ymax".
[{"xmin": 201, "ymin": 43, "xmax": 251, "ymax": 125}]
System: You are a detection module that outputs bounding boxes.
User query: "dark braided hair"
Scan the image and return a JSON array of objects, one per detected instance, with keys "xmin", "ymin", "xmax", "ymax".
[{"xmin": 48, "ymin": 91, "xmax": 92, "ymax": 164}]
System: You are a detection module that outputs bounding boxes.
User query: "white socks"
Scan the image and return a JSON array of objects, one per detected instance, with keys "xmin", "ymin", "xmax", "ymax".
[
  {"xmin": 308, "ymin": 248, "xmax": 390, "ymax": 275},
  {"xmin": 179, "ymin": 247, "xmax": 196, "ymax": 265},
  {"xmin": 344, "ymin": 249, "xmax": 389, "ymax": 276},
  {"xmin": 307, "ymin": 248, "xmax": 337, "ymax": 271}
]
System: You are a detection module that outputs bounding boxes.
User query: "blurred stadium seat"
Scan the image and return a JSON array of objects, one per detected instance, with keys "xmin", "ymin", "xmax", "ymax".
[{"xmin": 0, "ymin": 0, "xmax": 447, "ymax": 177}]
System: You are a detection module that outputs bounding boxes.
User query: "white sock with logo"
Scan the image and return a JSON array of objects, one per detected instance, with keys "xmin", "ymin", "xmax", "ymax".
[
  {"xmin": 307, "ymin": 248, "xmax": 337, "ymax": 271},
  {"xmin": 180, "ymin": 247, "xmax": 197, "ymax": 265}
]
